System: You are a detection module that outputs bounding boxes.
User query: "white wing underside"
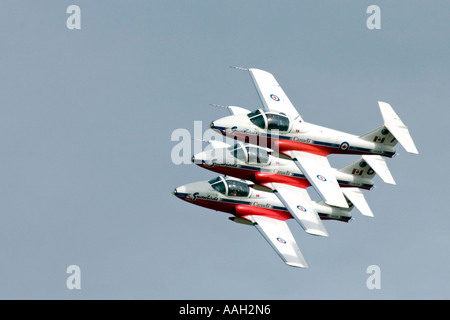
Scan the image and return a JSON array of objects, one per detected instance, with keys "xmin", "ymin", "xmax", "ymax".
[
  {"xmin": 248, "ymin": 68, "xmax": 303, "ymax": 120},
  {"xmin": 285, "ymin": 150, "xmax": 349, "ymax": 208},
  {"xmin": 267, "ymin": 182, "xmax": 328, "ymax": 237},
  {"xmin": 248, "ymin": 215, "xmax": 308, "ymax": 268}
]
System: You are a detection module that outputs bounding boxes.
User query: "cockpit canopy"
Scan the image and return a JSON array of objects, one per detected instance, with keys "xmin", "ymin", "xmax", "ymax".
[
  {"xmin": 227, "ymin": 142, "xmax": 270, "ymax": 164},
  {"xmin": 247, "ymin": 109, "xmax": 290, "ymax": 132},
  {"xmin": 208, "ymin": 176, "xmax": 250, "ymax": 197}
]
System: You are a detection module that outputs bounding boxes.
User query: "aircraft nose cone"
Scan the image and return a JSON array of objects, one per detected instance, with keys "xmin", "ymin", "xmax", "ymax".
[
  {"xmin": 210, "ymin": 121, "xmax": 215, "ymax": 129},
  {"xmin": 174, "ymin": 185, "xmax": 187, "ymax": 195},
  {"xmin": 192, "ymin": 152, "xmax": 207, "ymax": 165}
]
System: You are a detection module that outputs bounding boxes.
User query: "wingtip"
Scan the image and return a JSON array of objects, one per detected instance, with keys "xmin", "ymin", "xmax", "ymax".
[
  {"xmin": 229, "ymin": 66, "xmax": 249, "ymax": 71},
  {"xmin": 305, "ymin": 229, "xmax": 329, "ymax": 237},
  {"xmin": 383, "ymin": 176, "xmax": 396, "ymax": 185},
  {"xmin": 364, "ymin": 212, "xmax": 375, "ymax": 218},
  {"xmin": 286, "ymin": 261, "xmax": 309, "ymax": 268},
  {"xmin": 325, "ymin": 199, "xmax": 349, "ymax": 209},
  {"xmin": 377, "ymin": 101, "xmax": 391, "ymax": 109}
]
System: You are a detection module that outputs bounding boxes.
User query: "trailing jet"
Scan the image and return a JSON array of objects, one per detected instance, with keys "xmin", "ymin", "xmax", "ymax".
[
  {"xmin": 192, "ymin": 140, "xmax": 396, "ymax": 224},
  {"xmin": 173, "ymin": 175, "xmax": 354, "ymax": 268},
  {"xmin": 210, "ymin": 68, "xmax": 418, "ymax": 208}
]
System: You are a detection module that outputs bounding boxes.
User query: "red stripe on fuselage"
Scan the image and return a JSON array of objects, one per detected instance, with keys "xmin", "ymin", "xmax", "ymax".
[
  {"xmin": 177, "ymin": 196, "xmax": 291, "ymax": 221},
  {"xmin": 276, "ymin": 139, "xmax": 332, "ymax": 156},
  {"xmin": 226, "ymin": 131, "xmax": 394, "ymax": 157},
  {"xmin": 234, "ymin": 204, "xmax": 291, "ymax": 221},
  {"xmin": 197, "ymin": 164, "xmax": 255, "ymax": 181},
  {"xmin": 253, "ymin": 171, "xmax": 311, "ymax": 189},
  {"xmin": 176, "ymin": 195, "xmax": 350, "ymax": 223},
  {"xmin": 197, "ymin": 164, "xmax": 311, "ymax": 189},
  {"xmin": 227, "ymin": 132, "xmax": 334, "ymax": 156},
  {"xmin": 198, "ymin": 163, "xmax": 372, "ymax": 191},
  {"xmin": 276, "ymin": 139, "xmax": 373, "ymax": 157}
]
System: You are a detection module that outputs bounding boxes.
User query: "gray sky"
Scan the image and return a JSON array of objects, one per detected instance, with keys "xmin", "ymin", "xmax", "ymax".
[{"xmin": 0, "ymin": 1, "xmax": 448, "ymax": 299}]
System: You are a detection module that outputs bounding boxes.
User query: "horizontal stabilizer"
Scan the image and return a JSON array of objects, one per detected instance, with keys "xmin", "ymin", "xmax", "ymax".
[
  {"xmin": 342, "ymin": 187, "xmax": 374, "ymax": 217},
  {"xmin": 362, "ymin": 155, "xmax": 396, "ymax": 185},
  {"xmin": 379, "ymin": 101, "xmax": 419, "ymax": 154}
]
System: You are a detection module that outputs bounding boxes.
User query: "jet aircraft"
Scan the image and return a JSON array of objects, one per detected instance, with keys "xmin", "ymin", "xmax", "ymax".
[
  {"xmin": 192, "ymin": 140, "xmax": 396, "ymax": 230},
  {"xmin": 173, "ymin": 175, "xmax": 355, "ymax": 268},
  {"xmin": 210, "ymin": 68, "xmax": 418, "ymax": 208}
]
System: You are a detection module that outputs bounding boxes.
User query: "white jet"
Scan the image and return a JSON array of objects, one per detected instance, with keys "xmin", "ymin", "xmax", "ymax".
[
  {"xmin": 192, "ymin": 141, "xmax": 397, "ymax": 231},
  {"xmin": 173, "ymin": 175, "xmax": 355, "ymax": 268},
  {"xmin": 210, "ymin": 68, "xmax": 418, "ymax": 208}
]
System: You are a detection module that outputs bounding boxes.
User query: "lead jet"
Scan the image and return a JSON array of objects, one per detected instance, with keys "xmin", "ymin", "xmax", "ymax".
[
  {"xmin": 192, "ymin": 141, "xmax": 396, "ymax": 230},
  {"xmin": 173, "ymin": 175, "xmax": 354, "ymax": 268},
  {"xmin": 210, "ymin": 68, "xmax": 418, "ymax": 208}
]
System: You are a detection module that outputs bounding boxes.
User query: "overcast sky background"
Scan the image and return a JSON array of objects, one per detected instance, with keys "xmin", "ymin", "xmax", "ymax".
[{"xmin": 0, "ymin": 1, "xmax": 448, "ymax": 299}]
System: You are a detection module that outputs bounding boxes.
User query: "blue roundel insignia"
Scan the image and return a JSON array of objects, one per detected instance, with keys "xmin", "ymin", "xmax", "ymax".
[
  {"xmin": 317, "ymin": 175, "xmax": 327, "ymax": 182},
  {"xmin": 270, "ymin": 94, "xmax": 280, "ymax": 101},
  {"xmin": 277, "ymin": 237, "xmax": 287, "ymax": 244},
  {"xmin": 297, "ymin": 205, "xmax": 307, "ymax": 212},
  {"xmin": 339, "ymin": 141, "xmax": 350, "ymax": 151}
]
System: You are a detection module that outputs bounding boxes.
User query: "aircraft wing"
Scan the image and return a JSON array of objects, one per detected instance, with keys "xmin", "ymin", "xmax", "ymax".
[
  {"xmin": 267, "ymin": 182, "xmax": 328, "ymax": 237},
  {"xmin": 228, "ymin": 106, "xmax": 251, "ymax": 115},
  {"xmin": 248, "ymin": 215, "xmax": 308, "ymax": 268},
  {"xmin": 285, "ymin": 150, "xmax": 349, "ymax": 208},
  {"xmin": 209, "ymin": 104, "xmax": 250, "ymax": 115},
  {"xmin": 248, "ymin": 68, "xmax": 303, "ymax": 120}
]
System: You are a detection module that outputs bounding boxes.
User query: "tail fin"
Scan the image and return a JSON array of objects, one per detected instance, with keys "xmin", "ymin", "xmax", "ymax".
[
  {"xmin": 316, "ymin": 188, "xmax": 374, "ymax": 219},
  {"xmin": 359, "ymin": 125, "xmax": 397, "ymax": 147},
  {"xmin": 337, "ymin": 155, "xmax": 395, "ymax": 186}
]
